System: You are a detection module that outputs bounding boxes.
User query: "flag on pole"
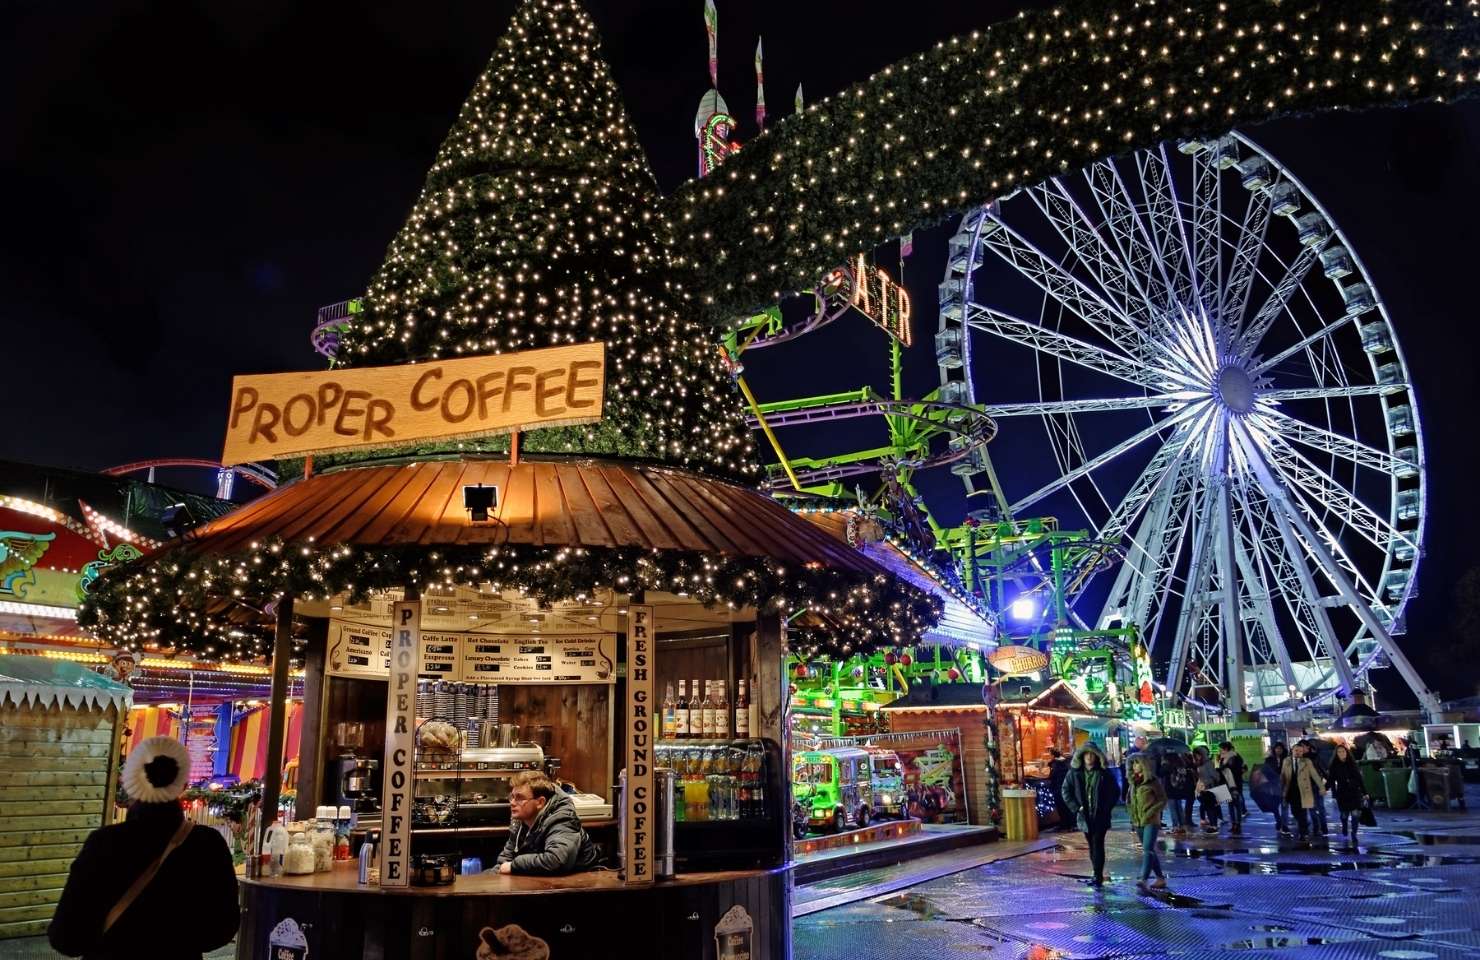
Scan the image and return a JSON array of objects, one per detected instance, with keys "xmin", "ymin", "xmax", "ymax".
[
  {"xmin": 754, "ymin": 37, "xmax": 766, "ymax": 130},
  {"xmin": 901, "ymin": 232, "xmax": 914, "ymax": 259},
  {"xmin": 704, "ymin": 0, "xmax": 718, "ymax": 88},
  {"xmin": 795, "ymin": 83, "xmax": 804, "ymax": 114}
]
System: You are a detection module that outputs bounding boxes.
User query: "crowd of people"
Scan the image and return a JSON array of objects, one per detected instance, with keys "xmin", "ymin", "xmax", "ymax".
[{"xmin": 1058, "ymin": 734, "xmax": 1378, "ymax": 894}]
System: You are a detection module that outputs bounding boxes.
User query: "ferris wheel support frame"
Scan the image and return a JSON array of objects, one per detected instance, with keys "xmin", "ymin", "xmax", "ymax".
[{"xmin": 1237, "ymin": 422, "xmax": 1441, "ymax": 718}]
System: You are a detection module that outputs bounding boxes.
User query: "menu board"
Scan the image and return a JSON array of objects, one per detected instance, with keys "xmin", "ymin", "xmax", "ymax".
[
  {"xmin": 326, "ymin": 619, "xmax": 615, "ymax": 684},
  {"xmin": 460, "ymin": 633, "xmax": 617, "ymax": 684},
  {"xmin": 326, "ymin": 622, "xmax": 392, "ymax": 678},
  {"xmin": 419, "ymin": 632, "xmax": 462, "ymax": 679}
]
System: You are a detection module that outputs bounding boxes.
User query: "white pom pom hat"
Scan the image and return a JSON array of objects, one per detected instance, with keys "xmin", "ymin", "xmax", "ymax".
[{"xmin": 122, "ymin": 735, "xmax": 191, "ymax": 804}]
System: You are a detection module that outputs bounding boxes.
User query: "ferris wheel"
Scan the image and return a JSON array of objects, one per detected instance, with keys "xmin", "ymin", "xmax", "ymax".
[{"xmin": 937, "ymin": 133, "xmax": 1437, "ymax": 716}]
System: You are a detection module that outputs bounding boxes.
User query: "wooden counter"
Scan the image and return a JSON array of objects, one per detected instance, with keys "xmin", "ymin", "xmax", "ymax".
[{"xmin": 238, "ymin": 861, "xmax": 790, "ymax": 959}]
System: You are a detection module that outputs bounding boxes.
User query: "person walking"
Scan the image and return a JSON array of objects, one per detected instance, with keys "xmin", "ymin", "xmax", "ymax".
[
  {"xmin": 1281, "ymin": 741, "xmax": 1326, "ymax": 841},
  {"xmin": 48, "ymin": 736, "xmax": 240, "ymax": 960},
  {"xmin": 1061, "ymin": 742, "xmax": 1120, "ymax": 886},
  {"xmin": 1216, "ymin": 742, "xmax": 1246, "ymax": 836},
  {"xmin": 1304, "ymin": 739, "xmax": 1331, "ymax": 836},
  {"xmin": 1164, "ymin": 750, "xmax": 1196, "ymax": 836},
  {"xmin": 1128, "ymin": 756, "xmax": 1169, "ymax": 893},
  {"xmin": 1193, "ymin": 746, "xmax": 1221, "ymax": 833},
  {"xmin": 1123, "ymin": 734, "xmax": 1150, "ymax": 802},
  {"xmin": 1048, "ymin": 749, "xmax": 1074, "ymax": 831},
  {"xmin": 1327, "ymin": 744, "xmax": 1370, "ymax": 849},
  {"xmin": 1266, "ymin": 742, "xmax": 1292, "ymax": 835}
]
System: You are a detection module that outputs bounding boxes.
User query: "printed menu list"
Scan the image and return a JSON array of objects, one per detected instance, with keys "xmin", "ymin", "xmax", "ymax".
[
  {"xmin": 460, "ymin": 633, "xmax": 616, "ymax": 684},
  {"xmin": 327, "ymin": 620, "xmax": 615, "ymax": 684}
]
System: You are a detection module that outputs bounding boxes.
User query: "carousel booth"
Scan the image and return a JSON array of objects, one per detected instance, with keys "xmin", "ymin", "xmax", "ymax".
[
  {"xmin": 79, "ymin": 6, "xmax": 941, "ymax": 956},
  {"xmin": 0, "ymin": 655, "xmax": 130, "ymax": 940}
]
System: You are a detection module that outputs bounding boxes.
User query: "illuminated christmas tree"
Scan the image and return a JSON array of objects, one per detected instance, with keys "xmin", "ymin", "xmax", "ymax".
[{"xmin": 338, "ymin": 0, "xmax": 756, "ymax": 478}]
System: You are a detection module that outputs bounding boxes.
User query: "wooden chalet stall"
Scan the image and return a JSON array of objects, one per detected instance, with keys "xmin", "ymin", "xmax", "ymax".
[{"xmin": 0, "ymin": 655, "xmax": 130, "ymax": 940}]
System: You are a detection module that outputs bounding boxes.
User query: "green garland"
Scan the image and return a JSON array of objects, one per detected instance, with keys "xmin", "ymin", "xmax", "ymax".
[
  {"xmin": 78, "ymin": 537, "xmax": 942, "ymax": 662},
  {"xmin": 666, "ymin": 0, "xmax": 1479, "ymax": 325}
]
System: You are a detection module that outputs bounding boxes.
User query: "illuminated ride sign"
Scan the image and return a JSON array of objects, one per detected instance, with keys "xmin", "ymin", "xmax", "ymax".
[{"xmin": 824, "ymin": 254, "xmax": 912, "ymax": 347}]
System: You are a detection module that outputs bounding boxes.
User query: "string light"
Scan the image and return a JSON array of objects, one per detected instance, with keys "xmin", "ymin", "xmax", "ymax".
[
  {"xmin": 668, "ymin": 0, "xmax": 1479, "ymax": 326},
  {"xmin": 331, "ymin": 0, "xmax": 758, "ymax": 481}
]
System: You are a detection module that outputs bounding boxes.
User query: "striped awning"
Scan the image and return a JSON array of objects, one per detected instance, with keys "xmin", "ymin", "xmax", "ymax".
[{"xmin": 172, "ymin": 458, "xmax": 880, "ymax": 574}]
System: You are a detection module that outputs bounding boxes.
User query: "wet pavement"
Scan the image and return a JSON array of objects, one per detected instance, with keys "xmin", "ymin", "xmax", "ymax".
[{"xmin": 796, "ymin": 791, "xmax": 1480, "ymax": 959}]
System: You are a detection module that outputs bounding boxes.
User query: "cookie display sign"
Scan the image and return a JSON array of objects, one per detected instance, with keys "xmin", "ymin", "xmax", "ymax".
[
  {"xmin": 379, "ymin": 600, "xmax": 419, "ymax": 888},
  {"xmin": 623, "ymin": 605, "xmax": 655, "ymax": 885}
]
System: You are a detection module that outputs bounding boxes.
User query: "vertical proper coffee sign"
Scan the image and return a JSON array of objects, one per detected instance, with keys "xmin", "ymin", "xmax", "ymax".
[
  {"xmin": 624, "ymin": 605, "xmax": 655, "ymax": 885},
  {"xmin": 379, "ymin": 601, "xmax": 419, "ymax": 888},
  {"xmin": 220, "ymin": 341, "xmax": 605, "ymax": 465}
]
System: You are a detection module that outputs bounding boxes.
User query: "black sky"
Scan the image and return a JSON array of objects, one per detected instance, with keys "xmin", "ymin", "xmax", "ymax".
[{"xmin": 5, "ymin": 1, "xmax": 1479, "ymax": 699}]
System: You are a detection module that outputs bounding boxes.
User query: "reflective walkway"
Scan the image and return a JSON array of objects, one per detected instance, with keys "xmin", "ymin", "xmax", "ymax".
[{"xmin": 797, "ymin": 791, "xmax": 1480, "ymax": 960}]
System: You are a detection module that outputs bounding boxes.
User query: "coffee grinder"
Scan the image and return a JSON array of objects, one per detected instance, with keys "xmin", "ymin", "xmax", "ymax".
[{"xmin": 330, "ymin": 722, "xmax": 381, "ymax": 816}]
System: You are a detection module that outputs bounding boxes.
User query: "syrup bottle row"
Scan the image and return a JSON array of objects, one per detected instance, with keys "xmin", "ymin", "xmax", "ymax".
[{"xmin": 660, "ymin": 678, "xmax": 754, "ymax": 739}]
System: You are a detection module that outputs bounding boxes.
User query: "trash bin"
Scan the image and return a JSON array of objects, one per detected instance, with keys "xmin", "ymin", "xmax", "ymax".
[
  {"xmin": 1358, "ymin": 761, "xmax": 1385, "ymax": 801},
  {"xmin": 1381, "ymin": 766, "xmax": 1412, "ymax": 809},
  {"xmin": 1001, "ymin": 788, "xmax": 1040, "ymax": 841},
  {"xmin": 1422, "ymin": 766, "xmax": 1451, "ymax": 811}
]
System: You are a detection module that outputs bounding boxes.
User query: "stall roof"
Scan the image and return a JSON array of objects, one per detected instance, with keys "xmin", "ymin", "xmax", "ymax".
[
  {"xmin": 0, "ymin": 653, "xmax": 131, "ymax": 711},
  {"xmin": 169, "ymin": 459, "xmax": 883, "ymax": 574},
  {"xmin": 796, "ymin": 510, "xmax": 997, "ymax": 649}
]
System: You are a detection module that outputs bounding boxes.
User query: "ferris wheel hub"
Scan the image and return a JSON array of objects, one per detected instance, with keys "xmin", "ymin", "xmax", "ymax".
[{"xmin": 1215, "ymin": 364, "xmax": 1256, "ymax": 415}]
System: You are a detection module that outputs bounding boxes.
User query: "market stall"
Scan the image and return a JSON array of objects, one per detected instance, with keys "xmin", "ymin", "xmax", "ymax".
[
  {"xmin": 77, "ymin": 7, "xmax": 944, "ymax": 957},
  {"xmin": 0, "ymin": 654, "xmax": 130, "ymax": 940}
]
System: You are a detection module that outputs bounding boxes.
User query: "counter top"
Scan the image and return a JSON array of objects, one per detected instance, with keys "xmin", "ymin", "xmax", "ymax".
[
  {"xmin": 351, "ymin": 818, "xmax": 616, "ymax": 838},
  {"xmin": 241, "ymin": 861, "xmax": 789, "ymax": 897}
]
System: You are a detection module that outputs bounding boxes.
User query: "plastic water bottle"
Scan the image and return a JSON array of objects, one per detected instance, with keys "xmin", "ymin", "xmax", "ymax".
[
  {"xmin": 358, "ymin": 833, "xmax": 377, "ymax": 885},
  {"xmin": 264, "ymin": 823, "xmax": 289, "ymax": 878}
]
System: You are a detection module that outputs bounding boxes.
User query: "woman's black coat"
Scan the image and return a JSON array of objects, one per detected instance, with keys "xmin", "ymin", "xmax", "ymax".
[{"xmin": 48, "ymin": 802, "xmax": 239, "ymax": 960}]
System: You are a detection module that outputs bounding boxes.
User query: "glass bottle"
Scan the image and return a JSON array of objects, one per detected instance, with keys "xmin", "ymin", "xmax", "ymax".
[
  {"xmin": 690, "ymin": 679, "xmax": 704, "ymax": 738},
  {"xmin": 675, "ymin": 680, "xmax": 690, "ymax": 739},
  {"xmin": 735, "ymin": 679, "xmax": 750, "ymax": 738},
  {"xmin": 662, "ymin": 682, "xmax": 677, "ymax": 740},
  {"xmin": 715, "ymin": 681, "xmax": 730, "ymax": 739},
  {"xmin": 701, "ymin": 681, "xmax": 718, "ymax": 739}
]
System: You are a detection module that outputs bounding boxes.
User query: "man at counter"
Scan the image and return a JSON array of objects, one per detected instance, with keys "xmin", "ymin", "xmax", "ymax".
[{"xmin": 495, "ymin": 772, "xmax": 601, "ymax": 876}]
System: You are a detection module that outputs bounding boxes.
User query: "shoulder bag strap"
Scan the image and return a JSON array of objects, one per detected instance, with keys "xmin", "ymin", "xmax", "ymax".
[{"xmin": 103, "ymin": 819, "xmax": 195, "ymax": 934}]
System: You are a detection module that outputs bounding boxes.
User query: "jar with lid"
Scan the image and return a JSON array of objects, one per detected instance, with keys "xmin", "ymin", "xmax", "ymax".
[
  {"xmin": 311, "ymin": 820, "xmax": 336, "ymax": 872},
  {"xmin": 284, "ymin": 832, "xmax": 315, "ymax": 875}
]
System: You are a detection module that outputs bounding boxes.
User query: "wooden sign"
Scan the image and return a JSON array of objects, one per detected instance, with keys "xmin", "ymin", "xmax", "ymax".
[
  {"xmin": 624, "ymin": 605, "xmax": 655, "ymax": 885},
  {"xmin": 379, "ymin": 600, "xmax": 420, "ymax": 888},
  {"xmin": 326, "ymin": 623, "xmax": 393, "ymax": 678},
  {"xmin": 460, "ymin": 633, "xmax": 616, "ymax": 684},
  {"xmin": 221, "ymin": 341, "xmax": 605, "ymax": 465},
  {"xmin": 418, "ymin": 632, "xmax": 462, "ymax": 679},
  {"xmin": 988, "ymin": 644, "xmax": 1050, "ymax": 677}
]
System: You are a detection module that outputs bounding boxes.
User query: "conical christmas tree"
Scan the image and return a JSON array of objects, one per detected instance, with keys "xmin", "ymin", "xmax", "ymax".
[{"xmin": 338, "ymin": 0, "xmax": 756, "ymax": 479}]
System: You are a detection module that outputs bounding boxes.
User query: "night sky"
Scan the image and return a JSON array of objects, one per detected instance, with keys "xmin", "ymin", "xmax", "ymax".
[{"xmin": 6, "ymin": 1, "xmax": 1479, "ymax": 700}]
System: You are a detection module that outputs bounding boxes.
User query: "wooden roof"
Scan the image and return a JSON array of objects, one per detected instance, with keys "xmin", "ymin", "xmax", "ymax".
[{"xmin": 172, "ymin": 459, "xmax": 881, "ymax": 573}]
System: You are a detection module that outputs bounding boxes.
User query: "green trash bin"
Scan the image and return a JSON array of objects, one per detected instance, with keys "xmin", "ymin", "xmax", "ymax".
[
  {"xmin": 1358, "ymin": 761, "xmax": 1384, "ymax": 801},
  {"xmin": 1381, "ymin": 766, "xmax": 1412, "ymax": 809}
]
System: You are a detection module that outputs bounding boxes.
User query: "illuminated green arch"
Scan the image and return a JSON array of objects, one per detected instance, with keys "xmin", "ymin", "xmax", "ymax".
[{"xmin": 666, "ymin": 0, "xmax": 1478, "ymax": 325}]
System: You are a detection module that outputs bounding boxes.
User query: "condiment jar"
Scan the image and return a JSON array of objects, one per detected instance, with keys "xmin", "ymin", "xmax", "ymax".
[
  {"xmin": 284, "ymin": 832, "xmax": 315, "ymax": 875},
  {"xmin": 311, "ymin": 819, "xmax": 336, "ymax": 872}
]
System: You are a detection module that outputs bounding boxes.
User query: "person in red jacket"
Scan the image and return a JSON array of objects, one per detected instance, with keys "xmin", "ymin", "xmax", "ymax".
[{"xmin": 49, "ymin": 736, "xmax": 239, "ymax": 960}]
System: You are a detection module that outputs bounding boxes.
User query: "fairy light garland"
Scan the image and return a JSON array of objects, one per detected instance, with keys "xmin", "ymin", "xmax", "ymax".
[
  {"xmin": 667, "ymin": 0, "xmax": 1479, "ymax": 326},
  {"xmin": 77, "ymin": 538, "xmax": 943, "ymax": 663}
]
